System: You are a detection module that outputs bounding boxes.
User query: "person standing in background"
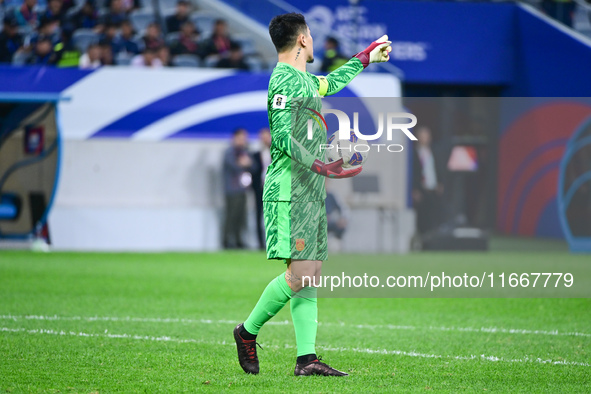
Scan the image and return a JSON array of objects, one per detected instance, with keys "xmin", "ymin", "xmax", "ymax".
[
  {"xmin": 15, "ymin": 0, "xmax": 38, "ymax": 28},
  {"xmin": 325, "ymin": 182, "xmax": 348, "ymax": 252},
  {"xmin": 201, "ymin": 19, "xmax": 234, "ymax": 58},
  {"xmin": 165, "ymin": 0, "xmax": 190, "ymax": 34},
  {"xmin": 412, "ymin": 126, "xmax": 444, "ymax": 235},
  {"xmin": 223, "ymin": 128, "xmax": 255, "ymax": 249},
  {"xmin": 251, "ymin": 128, "xmax": 272, "ymax": 250},
  {"xmin": 320, "ymin": 36, "xmax": 348, "ymax": 73},
  {"xmin": 0, "ymin": 15, "xmax": 23, "ymax": 64}
]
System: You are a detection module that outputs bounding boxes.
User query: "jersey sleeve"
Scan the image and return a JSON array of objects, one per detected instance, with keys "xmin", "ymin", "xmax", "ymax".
[
  {"xmin": 268, "ymin": 81, "xmax": 319, "ymax": 169},
  {"xmin": 310, "ymin": 57, "xmax": 364, "ymax": 97}
]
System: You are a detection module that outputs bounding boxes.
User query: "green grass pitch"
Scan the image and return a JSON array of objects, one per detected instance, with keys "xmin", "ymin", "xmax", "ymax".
[{"xmin": 0, "ymin": 245, "xmax": 589, "ymax": 392}]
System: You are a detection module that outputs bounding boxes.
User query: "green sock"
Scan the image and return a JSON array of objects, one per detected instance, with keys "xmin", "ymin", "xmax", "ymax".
[
  {"xmin": 243, "ymin": 272, "xmax": 292, "ymax": 335},
  {"xmin": 290, "ymin": 286, "xmax": 318, "ymax": 357}
]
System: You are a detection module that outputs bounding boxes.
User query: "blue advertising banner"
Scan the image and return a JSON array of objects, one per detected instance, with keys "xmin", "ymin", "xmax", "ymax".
[{"xmin": 224, "ymin": 0, "xmax": 516, "ymax": 85}]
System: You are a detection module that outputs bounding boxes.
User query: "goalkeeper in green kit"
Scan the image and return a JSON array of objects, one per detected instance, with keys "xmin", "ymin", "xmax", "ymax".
[{"xmin": 233, "ymin": 12, "xmax": 392, "ymax": 376}]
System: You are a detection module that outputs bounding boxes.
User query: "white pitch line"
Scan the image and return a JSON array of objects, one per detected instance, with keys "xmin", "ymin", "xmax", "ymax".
[
  {"xmin": 1, "ymin": 314, "xmax": 590, "ymax": 338},
  {"xmin": 1, "ymin": 326, "xmax": 589, "ymax": 368}
]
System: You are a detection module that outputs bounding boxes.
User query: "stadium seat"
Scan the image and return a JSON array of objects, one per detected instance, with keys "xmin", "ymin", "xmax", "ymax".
[
  {"xmin": 115, "ymin": 51, "xmax": 134, "ymax": 66},
  {"xmin": 17, "ymin": 24, "xmax": 34, "ymax": 36},
  {"xmin": 138, "ymin": 0, "xmax": 152, "ymax": 10},
  {"xmin": 202, "ymin": 55, "xmax": 218, "ymax": 68},
  {"xmin": 233, "ymin": 37, "xmax": 256, "ymax": 56},
  {"xmin": 130, "ymin": 9, "xmax": 156, "ymax": 33},
  {"xmin": 245, "ymin": 55, "xmax": 264, "ymax": 72},
  {"xmin": 73, "ymin": 29, "xmax": 99, "ymax": 52},
  {"xmin": 165, "ymin": 32, "xmax": 180, "ymax": 46},
  {"xmin": 12, "ymin": 51, "xmax": 31, "ymax": 66},
  {"xmin": 132, "ymin": 36, "xmax": 146, "ymax": 52},
  {"xmin": 573, "ymin": 3, "xmax": 591, "ymax": 38},
  {"xmin": 190, "ymin": 12, "xmax": 215, "ymax": 37},
  {"xmin": 94, "ymin": 0, "xmax": 107, "ymax": 10},
  {"xmin": 172, "ymin": 54, "xmax": 200, "ymax": 68},
  {"xmin": 65, "ymin": 6, "xmax": 80, "ymax": 20},
  {"xmin": 158, "ymin": 0, "xmax": 177, "ymax": 14}
]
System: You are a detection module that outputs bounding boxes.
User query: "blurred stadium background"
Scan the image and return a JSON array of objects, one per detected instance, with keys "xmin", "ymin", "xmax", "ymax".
[
  {"xmin": 1, "ymin": 0, "xmax": 590, "ymax": 252},
  {"xmin": 1, "ymin": 0, "xmax": 591, "ymax": 391}
]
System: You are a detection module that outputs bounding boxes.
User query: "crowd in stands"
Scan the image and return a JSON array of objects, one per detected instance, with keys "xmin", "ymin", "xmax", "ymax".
[{"xmin": 0, "ymin": 0, "xmax": 256, "ymax": 69}]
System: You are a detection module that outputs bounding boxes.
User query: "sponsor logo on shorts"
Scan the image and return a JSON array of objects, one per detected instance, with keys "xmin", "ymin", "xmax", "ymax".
[{"xmin": 295, "ymin": 238, "xmax": 305, "ymax": 251}]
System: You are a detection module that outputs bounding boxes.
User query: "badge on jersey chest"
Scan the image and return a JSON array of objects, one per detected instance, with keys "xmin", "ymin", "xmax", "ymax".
[{"xmin": 272, "ymin": 94, "xmax": 287, "ymax": 109}]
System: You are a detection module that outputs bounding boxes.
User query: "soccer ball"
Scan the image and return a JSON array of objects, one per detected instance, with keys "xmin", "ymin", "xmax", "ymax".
[{"xmin": 326, "ymin": 129, "xmax": 370, "ymax": 168}]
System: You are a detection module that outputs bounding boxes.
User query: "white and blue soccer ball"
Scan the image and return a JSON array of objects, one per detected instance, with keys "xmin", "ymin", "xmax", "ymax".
[{"xmin": 326, "ymin": 129, "xmax": 370, "ymax": 168}]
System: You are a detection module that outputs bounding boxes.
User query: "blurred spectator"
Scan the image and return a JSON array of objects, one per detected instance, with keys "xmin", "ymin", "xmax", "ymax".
[
  {"xmin": 15, "ymin": 0, "xmax": 39, "ymax": 27},
  {"xmin": 412, "ymin": 126, "xmax": 444, "ymax": 235},
  {"xmin": 201, "ymin": 19, "xmax": 233, "ymax": 58},
  {"xmin": 99, "ymin": 21, "xmax": 120, "ymax": 53},
  {"xmin": 105, "ymin": 0, "xmax": 139, "ymax": 14},
  {"xmin": 130, "ymin": 47, "xmax": 162, "ymax": 67},
  {"xmin": 61, "ymin": 0, "xmax": 75, "ymax": 13},
  {"xmin": 170, "ymin": 21, "xmax": 200, "ymax": 56},
  {"xmin": 250, "ymin": 128, "xmax": 271, "ymax": 250},
  {"xmin": 158, "ymin": 45, "xmax": 170, "ymax": 66},
  {"xmin": 33, "ymin": 15, "xmax": 61, "ymax": 44},
  {"xmin": 68, "ymin": 0, "xmax": 99, "ymax": 30},
  {"xmin": 43, "ymin": 0, "xmax": 65, "ymax": 23},
  {"xmin": 117, "ymin": 19, "xmax": 139, "ymax": 54},
  {"xmin": 79, "ymin": 42, "xmax": 101, "ymax": 68},
  {"xmin": 142, "ymin": 22, "xmax": 164, "ymax": 50},
  {"xmin": 222, "ymin": 127, "xmax": 254, "ymax": 249},
  {"xmin": 216, "ymin": 42, "xmax": 248, "ymax": 70},
  {"xmin": 27, "ymin": 35, "xmax": 56, "ymax": 64},
  {"xmin": 0, "ymin": 0, "xmax": 6, "ymax": 24},
  {"xmin": 99, "ymin": 41, "xmax": 114, "ymax": 64},
  {"xmin": 542, "ymin": 0, "xmax": 575, "ymax": 27},
  {"xmin": 0, "ymin": 15, "xmax": 23, "ymax": 64},
  {"xmin": 101, "ymin": 0, "xmax": 127, "ymax": 26},
  {"xmin": 321, "ymin": 36, "xmax": 348, "ymax": 73},
  {"xmin": 53, "ymin": 23, "xmax": 80, "ymax": 67},
  {"xmin": 326, "ymin": 186, "xmax": 348, "ymax": 252},
  {"xmin": 165, "ymin": 0, "xmax": 190, "ymax": 33}
]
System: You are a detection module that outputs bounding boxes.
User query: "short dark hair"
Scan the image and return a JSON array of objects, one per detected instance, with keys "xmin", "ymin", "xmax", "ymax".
[
  {"xmin": 326, "ymin": 36, "xmax": 339, "ymax": 47},
  {"xmin": 269, "ymin": 13, "xmax": 308, "ymax": 53}
]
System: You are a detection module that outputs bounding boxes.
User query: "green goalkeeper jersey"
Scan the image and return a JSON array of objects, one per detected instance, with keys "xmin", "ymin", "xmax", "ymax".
[{"xmin": 263, "ymin": 57, "xmax": 364, "ymax": 202}]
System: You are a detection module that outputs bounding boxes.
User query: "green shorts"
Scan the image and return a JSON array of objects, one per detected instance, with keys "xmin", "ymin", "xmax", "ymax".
[{"xmin": 263, "ymin": 201, "xmax": 327, "ymax": 261}]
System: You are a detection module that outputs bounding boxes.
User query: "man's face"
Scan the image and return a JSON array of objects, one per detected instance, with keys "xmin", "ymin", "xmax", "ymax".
[
  {"xmin": 259, "ymin": 129, "xmax": 271, "ymax": 147},
  {"xmin": 177, "ymin": 3, "xmax": 188, "ymax": 16},
  {"xmin": 324, "ymin": 39, "xmax": 336, "ymax": 51},
  {"xmin": 49, "ymin": 0, "xmax": 62, "ymax": 13},
  {"xmin": 83, "ymin": 2, "xmax": 93, "ymax": 13},
  {"xmin": 121, "ymin": 23, "xmax": 132, "ymax": 36},
  {"xmin": 106, "ymin": 25, "xmax": 117, "ymax": 37},
  {"xmin": 305, "ymin": 25, "xmax": 314, "ymax": 63},
  {"xmin": 111, "ymin": 0, "xmax": 123, "ymax": 12},
  {"xmin": 417, "ymin": 127, "xmax": 432, "ymax": 146},
  {"xmin": 88, "ymin": 45, "xmax": 100, "ymax": 60},
  {"xmin": 36, "ymin": 40, "xmax": 52, "ymax": 55},
  {"xmin": 147, "ymin": 24, "xmax": 159, "ymax": 37},
  {"xmin": 234, "ymin": 131, "xmax": 248, "ymax": 148},
  {"xmin": 5, "ymin": 24, "xmax": 17, "ymax": 35},
  {"xmin": 41, "ymin": 21, "xmax": 59, "ymax": 35},
  {"xmin": 215, "ymin": 22, "xmax": 227, "ymax": 36},
  {"xmin": 181, "ymin": 22, "xmax": 193, "ymax": 36}
]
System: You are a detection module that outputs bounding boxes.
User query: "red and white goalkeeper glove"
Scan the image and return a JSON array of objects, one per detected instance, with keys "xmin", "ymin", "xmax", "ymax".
[
  {"xmin": 311, "ymin": 158, "xmax": 362, "ymax": 179},
  {"xmin": 353, "ymin": 35, "xmax": 392, "ymax": 68}
]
